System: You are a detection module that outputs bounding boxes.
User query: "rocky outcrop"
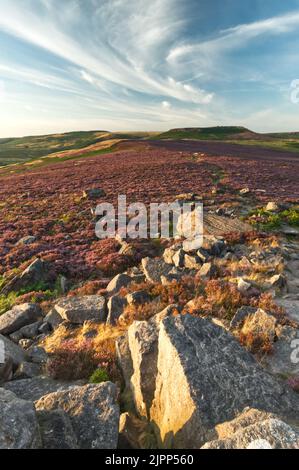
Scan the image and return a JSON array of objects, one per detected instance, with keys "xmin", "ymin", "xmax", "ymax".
[
  {"xmin": 35, "ymin": 383, "xmax": 119, "ymax": 449},
  {"xmin": 1, "ymin": 259, "xmax": 52, "ymax": 296},
  {"xmin": 0, "ymin": 303, "xmax": 42, "ymax": 335},
  {"xmin": 202, "ymin": 407, "xmax": 299, "ymax": 449},
  {"xmin": 119, "ymin": 314, "xmax": 299, "ymax": 449},
  {"xmin": 55, "ymin": 296, "xmax": 106, "ymax": 324},
  {"xmin": 0, "ymin": 389, "xmax": 41, "ymax": 449},
  {"xmin": 107, "ymin": 295, "xmax": 128, "ymax": 325}
]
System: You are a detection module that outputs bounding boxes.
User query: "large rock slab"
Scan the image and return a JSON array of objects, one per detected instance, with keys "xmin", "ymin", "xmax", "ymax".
[
  {"xmin": 122, "ymin": 314, "xmax": 299, "ymax": 449},
  {"xmin": 4, "ymin": 376, "xmax": 79, "ymax": 401},
  {"xmin": 0, "ymin": 389, "xmax": 41, "ymax": 449},
  {"xmin": 261, "ymin": 325, "xmax": 299, "ymax": 378},
  {"xmin": 55, "ymin": 296, "xmax": 106, "ymax": 324},
  {"xmin": 0, "ymin": 303, "xmax": 42, "ymax": 335},
  {"xmin": 276, "ymin": 299, "xmax": 299, "ymax": 324},
  {"xmin": 35, "ymin": 383, "xmax": 119, "ymax": 449}
]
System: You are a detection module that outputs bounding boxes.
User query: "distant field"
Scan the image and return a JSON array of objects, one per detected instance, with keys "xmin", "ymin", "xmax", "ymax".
[{"xmin": 0, "ymin": 130, "xmax": 156, "ymax": 167}]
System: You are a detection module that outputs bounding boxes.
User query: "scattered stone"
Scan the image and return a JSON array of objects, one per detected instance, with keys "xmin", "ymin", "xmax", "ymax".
[
  {"xmin": 126, "ymin": 291, "xmax": 152, "ymax": 306},
  {"xmin": 83, "ymin": 188, "xmax": 106, "ymax": 199},
  {"xmin": 199, "ymin": 262, "xmax": 217, "ymax": 279},
  {"xmin": 230, "ymin": 307, "xmax": 257, "ymax": 330},
  {"xmin": 0, "ymin": 303, "xmax": 42, "ymax": 336},
  {"xmin": 240, "ymin": 188, "xmax": 250, "ymax": 195},
  {"xmin": 262, "ymin": 325, "xmax": 299, "ymax": 378},
  {"xmin": 106, "ymin": 274, "xmax": 132, "ymax": 296},
  {"xmin": 201, "ymin": 235, "xmax": 225, "ymax": 256},
  {"xmin": 44, "ymin": 308, "xmax": 63, "ymax": 330},
  {"xmin": 17, "ymin": 236, "xmax": 36, "ymax": 246},
  {"xmin": 184, "ymin": 254, "xmax": 202, "ymax": 270},
  {"xmin": 55, "ymin": 296, "xmax": 107, "ymax": 324},
  {"xmin": 275, "ymin": 299, "xmax": 299, "ymax": 324},
  {"xmin": 163, "ymin": 247, "xmax": 177, "ymax": 265},
  {"xmin": 237, "ymin": 279, "xmax": 251, "ymax": 294},
  {"xmin": 0, "ymin": 389, "xmax": 41, "ymax": 449},
  {"xmin": 19, "ymin": 339, "xmax": 34, "ymax": 349},
  {"xmin": 266, "ymin": 202, "xmax": 279, "ymax": 212},
  {"xmin": 197, "ymin": 248, "xmax": 210, "ymax": 263},
  {"xmin": 141, "ymin": 258, "xmax": 172, "ymax": 283},
  {"xmin": 241, "ymin": 309, "xmax": 277, "ymax": 344},
  {"xmin": 27, "ymin": 347, "xmax": 48, "ymax": 365},
  {"xmin": 173, "ymin": 249, "xmax": 185, "ymax": 268},
  {"xmin": 269, "ymin": 274, "xmax": 286, "ymax": 290},
  {"xmin": 107, "ymin": 295, "xmax": 128, "ymax": 326},
  {"xmin": 35, "ymin": 383, "xmax": 119, "ymax": 449}
]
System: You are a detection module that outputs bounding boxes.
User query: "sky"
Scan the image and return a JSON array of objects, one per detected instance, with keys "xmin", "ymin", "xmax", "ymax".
[{"xmin": 1, "ymin": 0, "xmax": 299, "ymax": 137}]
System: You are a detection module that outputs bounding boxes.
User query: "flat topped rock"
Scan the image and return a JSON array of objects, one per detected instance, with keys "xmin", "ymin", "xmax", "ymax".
[
  {"xmin": 203, "ymin": 214, "xmax": 251, "ymax": 236},
  {"xmin": 0, "ymin": 303, "xmax": 42, "ymax": 335},
  {"xmin": 55, "ymin": 295, "xmax": 107, "ymax": 324},
  {"xmin": 4, "ymin": 377, "xmax": 81, "ymax": 401}
]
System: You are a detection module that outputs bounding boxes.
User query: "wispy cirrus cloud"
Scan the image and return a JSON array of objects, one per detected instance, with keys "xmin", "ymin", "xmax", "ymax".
[{"xmin": 0, "ymin": 0, "xmax": 299, "ymax": 136}]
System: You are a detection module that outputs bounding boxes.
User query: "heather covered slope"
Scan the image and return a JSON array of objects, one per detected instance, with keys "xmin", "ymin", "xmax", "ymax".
[{"xmin": 0, "ymin": 130, "xmax": 156, "ymax": 167}]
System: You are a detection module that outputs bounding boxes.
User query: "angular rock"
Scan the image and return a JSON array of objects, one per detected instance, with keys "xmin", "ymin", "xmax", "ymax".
[
  {"xmin": 35, "ymin": 383, "xmax": 119, "ymax": 449},
  {"xmin": 141, "ymin": 257, "xmax": 172, "ymax": 283},
  {"xmin": 184, "ymin": 254, "xmax": 202, "ymax": 270},
  {"xmin": 0, "ymin": 334, "xmax": 26, "ymax": 375},
  {"xmin": 173, "ymin": 249, "xmax": 185, "ymax": 268},
  {"xmin": 0, "ymin": 303, "xmax": 42, "ymax": 335},
  {"xmin": 12, "ymin": 320, "xmax": 43, "ymax": 341},
  {"xmin": 199, "ymin": 262, "xmax": 217, "ymax": 279},
  {"xmin": 241, "ymin": 309, "xmax": 277, "ymax": 343},
  {"xmin": 107, "ymin": 295, "xmax": 128, "ymax": 326},
  {"xmin": 126, "ymin": 291, "xmax": 152, "ymax": 306},
  {"xmin": 27, "ymin": 346, "xmax": 48, "ymax": 364},
  {"xmin": 128, "ymin": 320, "xmax": 159, "ymax": 418},
  {"xmin": 4, "ymin": 377, "xmax": 79, "ymax": 401},
  {"xmin": 269, "ymin": 274, "xmax": 286, "ymax": 290},
  {"xmin": 202, "ymin": 417, "xmax": 299, "ymax": 449},
  {"xmin": 265, "ymin": 202, "xmax": 279, "ymax": 212},
  {"xmin": 106, "ymin": 274, "xmax": 132, "ymax": 296},
  {"xmin": 55, "ymin": 296, "xmax": 106, "ymax": 324},
  {"xmin": 201, "ymin": 235, "xmax": 225, "ymax": 256},
  {"xmin": 0, "ymin": 389, "xmax": 41, "ymax": 449},
  {"xmin": 83, "ymin": 188, "xmax": 106, "ymax": 199},
  {"xmin": 262, "ymin": 325, "xmax": 299, "ymax": 378},
  {"xmin": 13, "ymin": 362, "xmax": 42, "ymax": 381},
  {"xmin": 126, "ymin": 315, "xmax": 299, "ymax": 449},
  {"xmin": 230, "ymin": 306, "xmax": 257, "ymax": 330},
  {"xmin": 44, "ymin": 308, "xmax": 63, "ymax": 330},
  {"xmin": 237, "ymin": 279, "xmax": 251, "ymax": 294},
  {"xmin": 276, "ymin": 299, "xmax": 299, "ymax": 324},
  {"xmin": 17, "ymin": 236, "xmax": 36, "ymax": 246},
  {"xmin": 1, "ymin": 259, "xmax": 51, "ymax": 296},
  {"xmin": 36, "ymin": 409, "xmax": 79, "ymax": 449}
]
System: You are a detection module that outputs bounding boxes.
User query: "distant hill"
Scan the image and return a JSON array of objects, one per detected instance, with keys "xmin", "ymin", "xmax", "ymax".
[
  {"xmin": 0, "ymin": 130, "xmax": 156, "ymax": 167},
  {"xmin": 153, "ymin": 126, "xmax": 258, "ymax": 141}
]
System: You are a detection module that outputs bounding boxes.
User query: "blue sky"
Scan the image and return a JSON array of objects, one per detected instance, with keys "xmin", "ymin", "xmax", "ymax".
[{"xmin": 1, "ymin": 0, "xmax": 299, "ymax": 137}]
